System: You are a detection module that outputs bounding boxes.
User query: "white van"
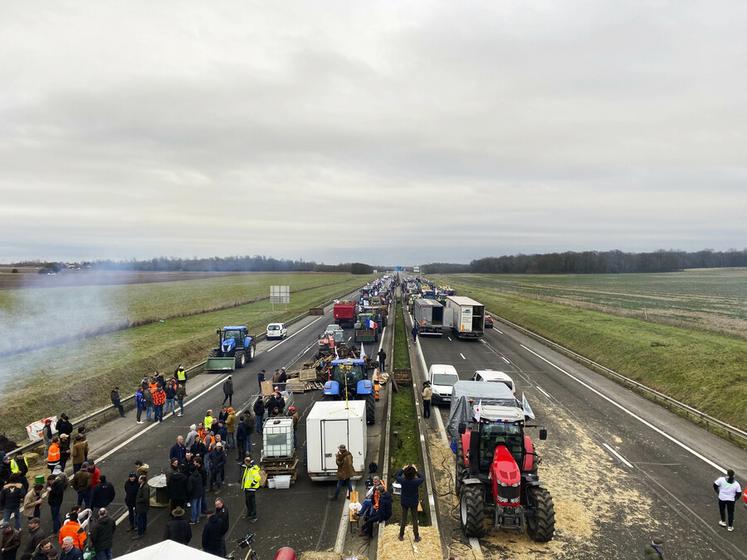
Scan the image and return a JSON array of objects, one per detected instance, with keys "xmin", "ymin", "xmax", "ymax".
[
  {"xmin": 427, "ymin": 364, "xmax": 461, "ymax": 405},
  {"xmin": 471, "ymin": 369, "xmax": 516, "ymax": 393},
  {"xmin": 266, "ymin": 323, "xmax": 287, "ymax": 340}
]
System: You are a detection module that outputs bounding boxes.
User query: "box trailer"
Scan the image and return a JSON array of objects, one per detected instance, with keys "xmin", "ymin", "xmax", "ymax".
[
  {"xmin": 306, "ymin": 400, "xmax": 367, "ymax": 481},
  {"xmin": 333, "ymin": 301, "xmax": 357, "ymax": 328},
  {"xmin": 413, "ymin": 298, "xmax": 452, "ymax": 336},
  {"xmin": 445, "ymin": 296, "xmax": 485, "ymax": 339}
]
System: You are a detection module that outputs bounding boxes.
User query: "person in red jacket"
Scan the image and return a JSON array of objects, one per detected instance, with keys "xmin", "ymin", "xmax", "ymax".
[{"xmin": 152, "ymin": 386, "xmax": 166, "ymax": 423}]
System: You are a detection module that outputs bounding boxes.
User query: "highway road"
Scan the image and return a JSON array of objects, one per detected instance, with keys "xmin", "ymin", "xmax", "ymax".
[
  {"xmin": 415, "ymin": 315, "xmax": 747, "ymax": 559},
  {"xmin": 46, "ymin": 293, "xmax": 387, "ymax": 559}
]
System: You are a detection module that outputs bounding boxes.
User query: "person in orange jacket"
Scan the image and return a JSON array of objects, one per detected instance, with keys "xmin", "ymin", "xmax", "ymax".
[
  {"xmin": 47, "ymin": 437, "xmax": 61, "ymax": 473},
  {"xmin": 58, "ymin": 511, "xmax": 87, "ymax": 550}
]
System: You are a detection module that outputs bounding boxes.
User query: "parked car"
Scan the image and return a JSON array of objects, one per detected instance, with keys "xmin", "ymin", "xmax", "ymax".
[
  {"xmin": 324, "ymin": 324, "xmax": 345, "ymax": 344},
  {"xmin": 428, "ymin": 364, "xmax": 461, "ymax": 405},
  {"xmin": 266, "ymin": 322, "xmax": 287, "ymax": 339},
  {"xmin": 471, "ymin": 369, "xmax": 515, "ymax": 393}
]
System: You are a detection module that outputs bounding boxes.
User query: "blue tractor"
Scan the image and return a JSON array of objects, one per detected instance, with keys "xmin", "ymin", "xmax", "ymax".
[
  {"xmin": 206, "ymin": 326, "xmax": 256, "ymax": 372},
  {"xmin": 323, "ymin": 358, "xmax": 375, "ymax": 424}
]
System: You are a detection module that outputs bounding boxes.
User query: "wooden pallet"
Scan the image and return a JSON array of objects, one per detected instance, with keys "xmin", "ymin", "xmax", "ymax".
[{"xmin": 260, "ymin": 457, "xmax": 299, "ymax": 484}]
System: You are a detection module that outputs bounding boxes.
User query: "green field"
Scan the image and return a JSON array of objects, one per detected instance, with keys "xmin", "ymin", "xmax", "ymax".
[
  {"xmin": 431, "ymin": 272, "xmax": 747, "ymax": 430},
  {"xmin": 0, "ymin": 273, "xmax": 371, "ymax": 440},
  {"xmin": 433, "ymin": 268, "xmax": 747, "ymax": 339}
]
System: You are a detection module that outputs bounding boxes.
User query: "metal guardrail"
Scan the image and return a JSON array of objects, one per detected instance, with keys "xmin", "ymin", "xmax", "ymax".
[
  {"xmin": 7, "ymin": 289, "xmax": 361, "ymax": 458},
  {"xmin": 493, "ymin": 313, "xmax": 747, "ymax": 445}
]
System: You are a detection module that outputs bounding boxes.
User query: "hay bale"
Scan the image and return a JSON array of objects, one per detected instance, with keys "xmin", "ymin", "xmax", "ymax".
[
  {"xmin": 378, "ymin": 524, "xmax": 441, "ymax": 560},
  {"xmin": 298, "ymin": 553, "xmax": 342, "ymax": 560}
]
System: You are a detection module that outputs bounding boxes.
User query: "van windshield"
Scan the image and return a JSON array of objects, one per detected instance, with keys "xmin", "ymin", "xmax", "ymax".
[
  {"xmin": 268, "ymin": 325, "xmax": 280, "ymax": 330},
  {"xmin": 432, "ymin": 374, "xmax": 459, "ymax": 386}
]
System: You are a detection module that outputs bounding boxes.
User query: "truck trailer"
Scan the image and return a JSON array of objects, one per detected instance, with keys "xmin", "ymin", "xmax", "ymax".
[
  {"xmin": 306, "ymin": 400, "xmax": 367, "ymax": 481},
  {"xmin": 333, "ymin": 301, "xmax": 357, "ymax": 328},
  {"xmin": 445, "ymin": 296, "xmax": 485, "ymax": 339},
  {"xmin": 413, "ymin": 298, "xmax": 452, "ymax": 336}
]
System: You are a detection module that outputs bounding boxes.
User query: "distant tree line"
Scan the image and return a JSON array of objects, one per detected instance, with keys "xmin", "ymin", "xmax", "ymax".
[
  {"xmin": 22, "ymin": 256, "xmax": 375, "ymax": 275},
  {"xmin": 421, "ymin": 249, "xmax": 747, "ymax": 274}
]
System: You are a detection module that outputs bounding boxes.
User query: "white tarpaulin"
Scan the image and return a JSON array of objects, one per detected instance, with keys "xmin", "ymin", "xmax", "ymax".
[
  {"xmin": 26, "ymin": 416, "xmax": 57, "ymax": 442},
  {"xmin": 116, "ymin": 540, "xmax": 218, "ymax": 560}
]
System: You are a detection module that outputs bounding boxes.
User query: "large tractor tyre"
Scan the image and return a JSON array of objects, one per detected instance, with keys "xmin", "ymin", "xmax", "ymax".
[
  {"xmin": 365, "ymin": 393, "xmax": 375, "ymax": 425},
  {"xmin": 236, "ymin": 351, "xmax": 246, "ymax": 369},
  {"xmin": 459, "ymin": 484, "xmax": 487, "ymax": 538},
  {"xmin": 526, "ymin": 486, "xmax": 555, "ymax": 542},
  {"xmin": 248, "ymin": 344, "xmax": 256, "ymax": 361}
]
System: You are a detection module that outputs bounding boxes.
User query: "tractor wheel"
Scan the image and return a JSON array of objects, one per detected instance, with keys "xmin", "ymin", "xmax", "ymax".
[
  {"xmin": 526, "ymin": 486, "xmax": 555, "ymax": 542},
  {"xmin": 455, "ymin": 438, "xmax": 466, "ymax": 496},
  {"xmin": 459, "ymin": 484, "xmax": 486, "ymax": 538},
  {"xmin": 248, "ymin": 344, "xmax": 256, "ymax": 361},
  {"xmin": 236, "ymin": 352, "xmax": 246, "ymax": 369},
  {"xmin": 365, "ymin": 393, "xmax": 375, "ymax": 425}
]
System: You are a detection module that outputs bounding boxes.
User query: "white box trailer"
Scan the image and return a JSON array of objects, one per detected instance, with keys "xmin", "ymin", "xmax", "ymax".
[
  {"xmin": 445, "ymin": 296, "xmax": 485, "ymax": 339},
  {"xmin": 306, "ymin": 400, "xmax": 367, "ymax": 481},
  {"xmin": 413, "ymin": 298, "xmax": 452, "ymax": 335}
]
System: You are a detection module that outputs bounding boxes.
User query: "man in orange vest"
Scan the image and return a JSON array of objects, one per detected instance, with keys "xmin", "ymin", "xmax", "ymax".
[
  {"xmin": 58, "ymin": 511, "xmax": 87, "ymax": 550},
  {"xmin": 47, "ymin": 437, "xmax": 61, "ymax": 474}
]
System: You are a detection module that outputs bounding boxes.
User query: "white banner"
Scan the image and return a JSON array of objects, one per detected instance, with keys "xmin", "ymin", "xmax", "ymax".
[{"xmin": 26, "ymin": 416, "xmax": 57, "ymax": 443}]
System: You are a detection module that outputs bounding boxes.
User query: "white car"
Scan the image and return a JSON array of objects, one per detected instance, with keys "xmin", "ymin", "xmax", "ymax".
[
  {"xmin": 324, "ymin": 324, "xmax": 345, "ymax": 343},
  {"xmin": 427, "ymin": 364, "xmax": 461, "ymax": 405},
  {"xmin": 471, "ymin": 369, "xmax": 516, "ymax": 393},
  {"xmin": 266, "ymin": 323, "xmax": 287, "ymax": 340}
]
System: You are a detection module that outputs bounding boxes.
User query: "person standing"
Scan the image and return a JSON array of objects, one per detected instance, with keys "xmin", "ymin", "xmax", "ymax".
[
  {"xmin": 0, "ymin": 475, "xmax": 24, "ymax": 530},
  {"xmin": 377, "ymin": 349, "xmax": 386, "ymax": 372},
  {"xmin": 133, "ymin": 476, "xmax": 149, "ymax": 540},
  {"xmin": 71, "ymin": 466, "xmax": 91, "ymax": 509},
  {"xmin": 21, "ymin": 517, "xmax": 45, "ymax": 559},
  {"xmin": 201, "ymin": 513, "xmax": 223, "ymax": 556},
  {"xmin": 58, "ymin": 537, "xmax": 81, "ymax": 560},
  {"xmin": 331, "ymin": 445, "xmax": 354, "ymax": 501},
  {"xmin": 240, "ymin": 457, "xmax": 260, "ymax": 523},
  {"xmin": 213, "ymin": 498, "xmax": 229, "ymax": 557},
  {"xmin": 714, "ymin": 469, "xmax": 742, "ymax": 531},
  {"xmin": 110, "ymin": 388, "xmax": 125, "ymax": 418},
  {"xmin": 143, "ymin": 386, "xmax": 154, "ymax": 422},
  {"xmin": 203, "ymin": 410, "xmax": 214, "ymax": 432},
  {"xmin": 643, "ymin": 536, "xmax": 665, "ymax": 559},
  {"xmin": 175, "ymin": 365, "xmax": 187, "ymax": 388},
  {"xmin": 22, "ymin": 484, "xmax": 45, "ymax": 523},
  {"xmin": 411, "ymin": 323, "xmax": 419, "ymax": 342},
  {"xmin": 90, "ymin": 508, "xmax": 116, "ymax": 560},
  {"xmin": 395, "ymin": 464, "xmax": 424, "ymax": 542},
  {"xmin": 164, "ymin": 381, "xmax": 177, "ymax": 418},
  {"xmin": 91, "ymin": 476, "xmax": 115, "ymax": 511},
  {"xmin": 135, "ymin": 387, "xmax": 146, "ymax": 424},
  {"xmin": 175, "ymin": 383, "xmax": 186, "ymax": 417},
  {"xmin": 55, "ymin": 415, "xmax": 73, "ymax": 439},
  {"xmin": 256, "ymin": 369, "xmax": 266, "ymax": 393},
  {"xmin": 0, "ymin": 523, "xmax": 21, "ymax": 560},
  {"xmin": 71, "ymin": 436, "xmax": 88, "ymax": 475},
  {"xmin": 422, "ymin": 382, "xmax": 432, "ymax": 419},
  {"xmin": 123, "ymin": 473, "xmax": 138, "ymax": 533},
  {"xmin": 208, "ymin": 444, "xmax": 226, "ymax": 492},
  {"xmin": 222, "ymin": 377, "xmax": 234, "ymax": 407},
  {"xmin": 187, "ymin": 468, "xmax": 203, "ymax": 525},
  {"xmin": 152, "ymin": 385, "xmax": 166, "ymax": 423},
  {"xmin": 47, "ymin": 474, "xmax": 67, "ymax": 534},
  {"xmin": 58, "ymin": 434, "xmax": 71, "ymax": 473},
  {"xmin": 225, "ymin": 408, "xmax": 236, "ymax": 450},
  {"xmin": 46, "ymin": 439, "xmax": 60, "ymax": 475},
  {"xmin": 235, "ymin": 417, "xmax": 248, "ymax": 462},
  {"xmin": 164, "ymin": 507, "xmax": 191, "ymax": 545},
  {"xmin": 253, "ymin": 398, "xmax": 265, "ymax": 435}
]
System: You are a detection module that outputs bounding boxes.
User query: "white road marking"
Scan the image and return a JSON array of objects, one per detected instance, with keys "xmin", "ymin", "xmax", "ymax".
[
  {"xmin": 501, "ymin": 356, "xmax": 510, "ymax": 364},
  {"xmin": 536, "ymin": 385, "xmax": 551, "ymax": 399},
  {"xmin": 469, "ymin": 537, "xmax": 482, "ymax": 553},
  {"xmin": 266, "ymin": 316, "xmax": 324, "ymax": 353},
  {"xmin": 377, "ymin": 326, "xmax": 387, "ymax": 352},
  {"xmin": 348, "ymin": 336, "xmax": 352, "ymax": 341},
  {"xmin": 495, "ymin": 329, "xmax": 504, "ymax": 334},
  {"xmin": 115, "ymin": 511, "xmax": 129, "ymax": 526},
  {"xmin": 520, "ymin": 344, "xmax": 726, "ymax": 474},
  {"xmin": 447, "ymin": 336, "xmax": 452, "ymax": 342},
  {"xmin": 603, "ymin": 443, "xmax": 634, "ymax": 469},
  {"xmin": 459, "ymin": 353, "xmax": 466, "ymax": 360}
]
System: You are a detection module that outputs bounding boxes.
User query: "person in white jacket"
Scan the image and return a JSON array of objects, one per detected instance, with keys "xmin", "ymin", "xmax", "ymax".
[{"xmin": 714, "ymin": 469, "xmax": 742, "ymax": 531}]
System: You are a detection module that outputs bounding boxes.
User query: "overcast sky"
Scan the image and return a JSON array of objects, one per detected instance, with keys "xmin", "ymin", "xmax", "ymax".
[{"xmin": 1, "ymin": 1, "xmax": 746, "ymax": 265}]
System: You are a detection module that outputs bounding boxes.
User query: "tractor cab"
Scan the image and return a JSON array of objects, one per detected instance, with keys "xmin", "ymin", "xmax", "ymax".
[
  {"xmin": 323, "ymin": 358, "xmax": 375, "ymax": 424},
  {"xmin": 220, "ymin": 327, "xmax": 247, "ymax": 352}
]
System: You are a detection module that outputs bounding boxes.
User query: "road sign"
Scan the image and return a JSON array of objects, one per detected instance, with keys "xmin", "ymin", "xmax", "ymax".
[{"xmin": 270, "ymin": 285, "xmax": 290, "ymax": 305}]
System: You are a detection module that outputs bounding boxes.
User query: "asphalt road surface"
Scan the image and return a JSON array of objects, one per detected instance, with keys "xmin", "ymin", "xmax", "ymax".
[
  {"xmin": 47, "ymin": 294, "xmax": 385, "ymax": 559},
  {"xmin": 416, "ymin": 318, "xmax": 747, "ymax": 559}
]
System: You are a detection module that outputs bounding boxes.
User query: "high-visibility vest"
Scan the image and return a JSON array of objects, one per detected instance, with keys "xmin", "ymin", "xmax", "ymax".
[
  {"xmin": 176, "ymin": 368, "xmax": 186, "ymax": 381},
  {"xmin": 47, "ymin": 444, "xmax": 60, "ymax": 465},
  {"xmin": 241, "ymin": 465, "xmax": 260, "ymax": 490},
  {"xmin": 204, "ymin": 416, "xmax": 214, "ymax": 431},
  {"xmin": 9, "ymin": 457, "xmax": 26, "ymax": 474}
]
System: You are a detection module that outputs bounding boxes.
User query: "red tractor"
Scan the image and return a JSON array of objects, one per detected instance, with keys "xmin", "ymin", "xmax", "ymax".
[{"xmin": 449, "ymin": 381, "xmax": 555, "ymax": 542}]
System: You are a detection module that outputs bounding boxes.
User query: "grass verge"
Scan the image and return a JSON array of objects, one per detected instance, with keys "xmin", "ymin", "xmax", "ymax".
[
  {"xmin": 388, "ymin": 299, "xmax": 427, "ymax": 524},
  {"xmin": 435, "ymin": 277, "xmax": 747, "ymax": 430},
  {"xmin": 0, "ymin": 275, "xmax": 370, "ymax": 441}
]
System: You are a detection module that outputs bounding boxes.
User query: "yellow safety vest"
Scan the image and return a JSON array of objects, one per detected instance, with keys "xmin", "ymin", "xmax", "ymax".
[
  {"xmin": 204, "ymin": 416, "xmax": 214, "ymax": 431},
  {"xmin": 10, "ymin": 458, "xmax": 25, "ymax": 474},
  {"xmin": 176, "ymin": 369, "xmax": 186, "ymax": 381},
  {"xmin": 241, "ymin": 465, "xmax": 260, "ymax": 490}
]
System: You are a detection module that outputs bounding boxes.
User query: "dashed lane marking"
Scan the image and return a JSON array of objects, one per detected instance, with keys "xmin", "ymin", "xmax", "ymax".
[
  {"xmin": 520, "ymin": 344, "xmax": 726, "ymax": 474},
  {"xmin": 459, "ymin": 353, "xmax": 466, "ymax": 360},
  {"xmin": 603, "ymin": 443, "xmax": 634, "ymax": 469},
  {"xmin": 501, "ymin": 356, "xmax": 510, "ymax": 364},
  {"xmin": 536, "ymin": 385, "xmax": 551, "ymax": 399},
  {"xmin": 267, "ymin": 316, "xmax": 324, "ymax": 353}
]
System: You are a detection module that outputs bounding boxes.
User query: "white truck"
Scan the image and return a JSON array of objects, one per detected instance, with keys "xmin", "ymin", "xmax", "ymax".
[
  {"xmin": 306, "ymin": 400, "xmax": 367, "ymax": 481},
  {"xmin": 445, "ymin": 296, "xmax": 486, "ymax": 339},
  {"xmin": 413, "ymin": 298, "xmax": 452, "ymax": 336}
]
